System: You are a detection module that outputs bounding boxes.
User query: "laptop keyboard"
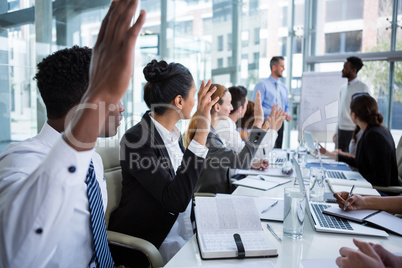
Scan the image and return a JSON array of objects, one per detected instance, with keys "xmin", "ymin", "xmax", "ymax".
[
  {"xmin": 326, "ymin": 170, "xmax": 347, "ymax": 180},
  {"xmin": 311, "ymin": 203, "xmax": 353, "ymax": 230}
]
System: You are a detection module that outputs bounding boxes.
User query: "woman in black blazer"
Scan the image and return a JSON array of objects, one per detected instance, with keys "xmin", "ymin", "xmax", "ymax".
[
  {"xmin": 321, "ymin": 93, "xmax": 398, "ymax": 188},
  {"xmin": 108, "ymin": 60, "xmax": 219, "ymax": 266}
]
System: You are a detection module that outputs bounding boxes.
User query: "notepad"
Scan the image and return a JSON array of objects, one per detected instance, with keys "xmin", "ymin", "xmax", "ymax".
[
  {"xmin": 233, "ymin": 175, "xmax": 291, "ymax": 191},
  {"xmin": 323, "ymin": 207, "xmax": 402, "ymax": 236},
  {"xmin": 195, "ymin": 196, "xmax": 278, "ymax": 259},
  {"xmin": 326, "ymin": 178, "xmax": 380, "ymax": 196}
]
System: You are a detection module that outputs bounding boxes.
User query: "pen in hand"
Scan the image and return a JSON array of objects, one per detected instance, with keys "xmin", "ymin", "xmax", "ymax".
[{"xmin": 343, "ymin": 185, "xmax": 355, "ymax": 211}]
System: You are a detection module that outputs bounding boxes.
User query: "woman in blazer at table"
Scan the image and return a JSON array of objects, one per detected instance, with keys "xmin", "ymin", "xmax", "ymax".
[
  {"xmin": 108, "ymin": 60, "xmax": 219, "ymax": 266},
  {"xmin": 185, "ymin": 84, "xmax": 285, "ymax": 194},
  {"xmin": 320, "ymin": 93, "xmax": 398, "ymax": 188}
]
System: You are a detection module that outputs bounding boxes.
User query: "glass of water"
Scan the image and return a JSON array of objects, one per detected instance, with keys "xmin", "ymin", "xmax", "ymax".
[
  {"xmin": 283, "ymin": 187, "xmax": 307, "ymax": 239},
  {"xmin": 309, "ymin": 167, "xmax": 326, "ymax": 202}
]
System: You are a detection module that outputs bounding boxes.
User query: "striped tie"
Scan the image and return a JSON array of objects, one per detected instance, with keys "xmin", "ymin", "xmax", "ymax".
[{"xmin": 86, "ymin": 160, "xmax": 114, "ymax": 268}]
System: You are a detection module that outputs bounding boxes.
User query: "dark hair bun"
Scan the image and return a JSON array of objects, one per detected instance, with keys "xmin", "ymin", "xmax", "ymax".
[{"xmin": 143, "ymin": 59, "xmax": 172, "ymax": 82}]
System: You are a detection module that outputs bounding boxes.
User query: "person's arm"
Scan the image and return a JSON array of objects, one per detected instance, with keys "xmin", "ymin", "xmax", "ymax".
[
  {"xmin": 253, "ymin": 82, "xmax": 271, "ymax": 117},
  {"xmin": 334, "ymin": 192, "xmax": 402, "ymax": 214},
  {"xmin": 336, "ymin": 239, "xmax": 402, "ymax": 268},
  {"xmin": 121, "ymin": 134, "xmax": 206, "ymax": 213},
  {"xmin": 1, "ymin": 1, "xmax": 146, "ymax": 266}
]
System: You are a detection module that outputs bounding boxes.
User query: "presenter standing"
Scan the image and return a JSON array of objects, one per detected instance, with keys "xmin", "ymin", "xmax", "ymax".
[
  {"xmin": 336, "ymin": 56, "xmax": 371, "ymax": 152},
  {"xmin": 253, "ymin": 56, "xmax": 291, "ymax": 148}
]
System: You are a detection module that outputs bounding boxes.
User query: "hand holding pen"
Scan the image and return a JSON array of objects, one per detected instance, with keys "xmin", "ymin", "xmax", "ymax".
[{"xmin": 334, "ymin": 189, "xmax": 367, "ymax": 211}]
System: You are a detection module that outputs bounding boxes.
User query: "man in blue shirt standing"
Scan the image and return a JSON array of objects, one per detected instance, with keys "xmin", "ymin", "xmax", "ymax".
[{"xmin": 253, "ymin": 56, "xmax": 291, "ymax": 148}]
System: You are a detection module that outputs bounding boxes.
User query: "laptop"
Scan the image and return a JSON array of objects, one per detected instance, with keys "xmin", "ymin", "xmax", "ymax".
[
  {"xmin": 292, "ymin": 156, "xmax": 388, "ymax": 237},
  {"xmin": 304, "ymin": 131, "xmax": 366, "ymax": 182}
]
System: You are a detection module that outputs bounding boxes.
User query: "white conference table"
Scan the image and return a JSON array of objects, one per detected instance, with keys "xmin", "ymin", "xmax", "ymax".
[{"xmin": 165, "ymin": 170, "xmax": 402, "ymax": 267}]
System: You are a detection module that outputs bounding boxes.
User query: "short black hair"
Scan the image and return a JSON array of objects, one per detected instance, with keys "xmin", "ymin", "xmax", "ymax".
[
  {"xmin": 143, "ymin": 59, "xmax": 193, "ymax": 115},
  {"xmin": 34, "ymin": 46, "xmax": 92, "ymax": 119},
  {"xmin": 347, "ymin": 56, "xmax": 364, "ymax": 73},
  {"xmin": 270, "ymin": 56, "xmax": 284, "ymax": 70},
  {"xmin": 228, "ymin": 86, "xmax": 248, "ymax": 114}
]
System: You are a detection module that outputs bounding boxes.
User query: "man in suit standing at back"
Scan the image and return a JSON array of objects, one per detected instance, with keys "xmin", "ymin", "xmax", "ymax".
[{"xmin": 253, "ymin": 56, "xmax": 291, "ymax": 148}]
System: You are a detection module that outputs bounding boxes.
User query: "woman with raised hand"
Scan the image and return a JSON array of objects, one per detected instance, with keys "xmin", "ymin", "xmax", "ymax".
[
  {"xmin": 108, "ymin": 60, "xmax": 219, "ymax": 266},
  {"xmin": 186, "ymin": 84, "xmax": 283, "ymax": 194},
  {"xmin": 319, "ymin": 93, "xmax": 398, "ymax": 188}
]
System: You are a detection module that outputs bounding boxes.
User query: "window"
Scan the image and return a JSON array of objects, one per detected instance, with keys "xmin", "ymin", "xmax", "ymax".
[
  {"xmin": 227, "ymin": 33, "xmax": 232, "ymax": 50},
  {"xmin": 218, "ymin": 35, "xmax": 223, "ymax": 51},
  {"xmin": 325, "ymin": 0, "xmax": 363, "ymax": 22},
  {"xmin": 217, "ymin": 58, "xmax": 223, "ymax": 68},
  {"xmin": 254, "ymin": 28, "xmax": 260, "ymax": 45},
  {"xmin": 325, "ymin": 31, "xmax": 362, "ymax": 53},
  {"xmin": 242, "ymin": 30, "xmax": 249, "ymax": 47}
]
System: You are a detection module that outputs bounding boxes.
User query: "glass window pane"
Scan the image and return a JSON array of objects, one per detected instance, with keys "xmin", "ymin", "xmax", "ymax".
[
  {"xmin": 391, "ymin": 62, "xmax": 402, "ymax": 135},
  {"xmin": 316, "ymin": 0, "xmax": 393, "ymax": 56},
  {"xmin": 397, "ymin": 0, "xmax": 402, "ymax": 51}
]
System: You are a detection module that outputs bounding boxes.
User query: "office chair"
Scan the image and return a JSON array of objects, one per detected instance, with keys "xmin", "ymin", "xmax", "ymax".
[
  {"xmin": 373, "ymin": 136, "xmax": 402, "ymax": 194},
  {"xmin": 96, "ymin": 144, "xmax": 164, "ymax": 268}
]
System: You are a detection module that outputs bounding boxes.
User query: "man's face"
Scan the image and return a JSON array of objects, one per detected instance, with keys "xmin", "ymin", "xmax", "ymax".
[
  {"xmin": 273, "ymin": 59, "xmax": 285, "ymax": 78},
  {"xmin": 342, "ymin": 61, "xmax": 355, "ymax": 78},
  {"xmin": 100, "ymin": 102, "xmax": 125, "ymax": 137}
]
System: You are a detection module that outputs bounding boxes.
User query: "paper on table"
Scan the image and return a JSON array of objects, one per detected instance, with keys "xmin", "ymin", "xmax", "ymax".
[
  {"xmin": 233, "ymin": 176, "xmax": 291, "ymax": 191},
  {"xmin": 235, "ymin": 168, "xmax": 292, "ymax": 177},
  {"xmin": 326, "ymin": 178, "xmax": 372, "ymax": 188},
  {"xmin": 254, "ymin": 197, "xmax": 284, "ymax": 222},
  {"xmin": 178, "ymin": 260, "xmax": 276, "ymax": 268},
  {"xmin": 329, "ymin": 185, "xmax": 380, "ymax": 196}
]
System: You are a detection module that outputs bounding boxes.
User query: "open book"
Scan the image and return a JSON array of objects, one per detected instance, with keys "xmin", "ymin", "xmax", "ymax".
[
  {"xmin": 323, "ymin": 206, "xmax": 402, "ymax": 236},
  {"xmin": 195, "ymin": 196, "xmax": 278, "ymax": 259},
  {"xmin": 326, "ymin": 178, "xmax": 380, "ymax": 196}
]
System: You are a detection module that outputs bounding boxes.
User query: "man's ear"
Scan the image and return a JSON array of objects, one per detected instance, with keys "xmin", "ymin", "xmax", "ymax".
[{"xmin": 174, "ymin": 95, "xmax": 183, "ymax": 110}]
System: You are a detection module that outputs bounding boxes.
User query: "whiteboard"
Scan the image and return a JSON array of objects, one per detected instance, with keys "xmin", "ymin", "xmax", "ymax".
[{"xmin": 299, "ymin": 72, "xmax": 347, "ymax": 141}]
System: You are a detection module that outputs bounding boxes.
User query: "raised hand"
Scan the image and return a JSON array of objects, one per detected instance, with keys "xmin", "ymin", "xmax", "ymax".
[
  {"xmin": 253, "ymin": 91, "xmax": 264, "ymax": 128},
  {"xmin": 86, "ymin": 0, "xmax": 146, "ymax": 104},
  {"xmin": 192, "ymin": 80, "xmax": 219, "ymax": 145},
  {"xmin": 63, "ymin": 0, "xmax": 146, "ymax": 151},
  {"xmin": 267, "ymin": 105, "xmax": 285, "ymax": 131}
]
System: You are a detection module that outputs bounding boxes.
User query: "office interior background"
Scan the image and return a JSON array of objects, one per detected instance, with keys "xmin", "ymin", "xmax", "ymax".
[{"xmin": 0, "ymin": 0, "xmax": 402, "ymax": 152}]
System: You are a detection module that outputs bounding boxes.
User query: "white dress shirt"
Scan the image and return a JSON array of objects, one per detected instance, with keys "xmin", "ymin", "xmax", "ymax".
[
  {"xmin": 150, "ymin": 115, "xmax": 207, "ymax": 263},
  {"xmin": 216, "ymin": 118, "xmax": 278, "ymax": 160},
  {"xmin": 338, "ymin": 77, "xmax": 372, "ymax": 130},
  {"xmin": 0, "ymin": 123, "xmax": 106, "ymax": 268}
]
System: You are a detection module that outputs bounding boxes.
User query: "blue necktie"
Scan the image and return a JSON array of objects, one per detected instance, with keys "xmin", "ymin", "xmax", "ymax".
[{"xmin": 86, "ymin": 160, "xmax": 114, "ymax": 268}]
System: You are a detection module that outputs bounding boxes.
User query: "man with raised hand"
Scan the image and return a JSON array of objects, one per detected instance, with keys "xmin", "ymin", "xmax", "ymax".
[{"xmin": 0, "ymin": 0, "xmax": 145, "ymax": 267}]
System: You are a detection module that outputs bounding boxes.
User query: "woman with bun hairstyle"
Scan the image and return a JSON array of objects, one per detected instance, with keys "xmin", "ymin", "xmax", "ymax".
[
  {"xmin": 108, "ymin": 60, "xmax": 219, "ymax": 266},
  {"xmin": 320, "ymin": 93, "xmax": 398, "ymax": 187},
  {"xmin": 186, "ymin": 84, "xmax": 284, "ymax": 194}
]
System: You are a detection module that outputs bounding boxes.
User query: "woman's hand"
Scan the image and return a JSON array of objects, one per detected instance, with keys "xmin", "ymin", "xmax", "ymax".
[
  {"xmin": 334, "ymin": 192, "xmax": 366, "ymax": 211},
  {"xmin": 253, "ymin": 91, "xmax": 264, "ymax": 128},
  {"xmin": 251, "ymin": 159, "xmax": 269, "ymax": 171},
  {"xmin": 192, "ymin": 80, "xmax": 220, "ymax": 145},
  {"xmin": 267, "ymin": 105, "xmax": 286, "ymax": 131}
]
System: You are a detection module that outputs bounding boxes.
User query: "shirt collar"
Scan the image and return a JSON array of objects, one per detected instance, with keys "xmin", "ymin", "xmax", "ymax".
[
  {"xmin": 348, "ymin": 77, "xmax": 360, "ymax": 85},
  {"xmin": 149, "ymin": 113, "xmax": 180, "ymax": 143},
  {"xmin": 38, "ymin": 122, "xmax": 62, "ymax": 148},
  {"xmin": 268, "ymin": 75, "xmax": 278, "ymax": 84}
]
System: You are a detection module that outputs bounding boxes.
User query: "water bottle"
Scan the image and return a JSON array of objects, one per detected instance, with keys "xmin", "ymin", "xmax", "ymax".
[
  {"xmin": 297, "ymin": 139, "xmax": 307, "ymax": 168},
  {"xmin": 309, "ymin": 167, "xmax": 326, "ymax": 202}
]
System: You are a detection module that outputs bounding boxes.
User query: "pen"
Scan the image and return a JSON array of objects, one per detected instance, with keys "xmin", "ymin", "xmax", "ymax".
[
  {"xmin": 343, "ymin": 185, "xmax": 355, "ymax": 211},
  {"xmin": 266, "ymin": 223, "xmax": 282, "ymax": 243},
  {"xmin": 261, "ymin": 200, "xmax": 278, "ymax": 214}
]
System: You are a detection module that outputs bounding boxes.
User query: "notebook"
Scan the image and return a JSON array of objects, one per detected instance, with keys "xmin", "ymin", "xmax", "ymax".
[
  {"xmin": 292, "ymin": 157, "xmax": 388, "ymax": 237},
  {"xmin": 194, "ymin": 196, "xmax": 278, "ymax": 259},
  {"xmin": 326, "ymin": 178, "xmax": 381, "ymax": 196},
  {"xmin": 323, "ymin": 206, "xmax": 402, "ymax": 236}
]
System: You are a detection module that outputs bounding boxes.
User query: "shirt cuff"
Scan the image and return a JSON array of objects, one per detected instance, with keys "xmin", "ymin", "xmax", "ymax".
[{"xmin": 187, "ymin": 140, "xmax": 208, "ymax": 158}]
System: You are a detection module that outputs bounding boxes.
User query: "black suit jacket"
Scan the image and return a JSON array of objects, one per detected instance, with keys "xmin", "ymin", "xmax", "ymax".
[
  {"xmin": 108, "ymin": 112, "xmax": 205, "ymax": 262},
  {"xmin": 338, "ymin": 125, "xmax": 398, "ymax": 187}
]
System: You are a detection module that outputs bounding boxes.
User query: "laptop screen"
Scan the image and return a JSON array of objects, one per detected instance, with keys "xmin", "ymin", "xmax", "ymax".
[{"xmin": 304, "ymin": 131, "xmax": 315, "ymax": 150}]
